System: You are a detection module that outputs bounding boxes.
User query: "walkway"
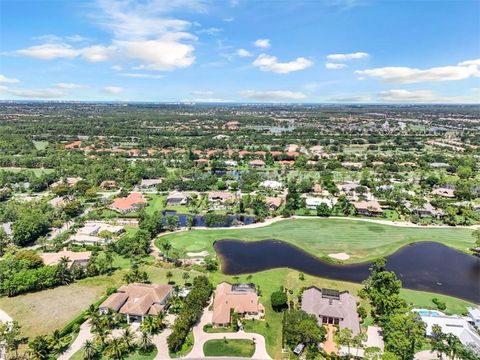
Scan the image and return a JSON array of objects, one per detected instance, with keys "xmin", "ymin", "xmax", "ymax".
[
  {"xmin": 415, "ymin": 350, "xmax": 441, "ymax": 360},
  {"xmin": 57, "ymin": 322, "xmax": 93, "ymax": 360},
  {"xmin": 152, "ymin": 314, "xmax": 176, "ymax": 360},
  {"xmin": 186, "ymin": 307, "xmax": 271, "ymax": 359},
  {"xmin": 322, "ymin": 324, "xmax": 338, "ymax": 354}
]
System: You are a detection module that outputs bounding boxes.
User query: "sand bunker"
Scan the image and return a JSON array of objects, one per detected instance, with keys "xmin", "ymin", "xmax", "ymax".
[
  {"xmin": 186, "ymin": 251, "xmax": 209, "ymax": 258},
  {"xmin": 328, "ymin": 252, "xmax": 350, "ymax": 260}
]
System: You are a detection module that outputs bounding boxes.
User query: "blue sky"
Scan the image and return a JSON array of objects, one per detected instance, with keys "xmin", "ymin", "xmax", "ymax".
[{"xmin": 0, "ymin": 0, "xmax": 479, "ymax": 103}]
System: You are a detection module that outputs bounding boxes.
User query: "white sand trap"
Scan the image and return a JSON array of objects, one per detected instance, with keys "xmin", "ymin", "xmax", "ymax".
[
  {"xmin": 328, "ymin": 252, "xmax": 350, "ymax": 260},
  {"xmin": 186, "ymin": 251, "xmax": 209, "ymax": 258}
]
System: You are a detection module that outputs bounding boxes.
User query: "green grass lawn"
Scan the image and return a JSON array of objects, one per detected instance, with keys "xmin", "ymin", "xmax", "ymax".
[
  {"xmin": 203, "ymin": 339, "xmax": 255, "ymax": 357},
  {"xmin": 33, "ymin": 140, "xmax": 49, "ymax": 150},
  {"xmin": 70, "ymin": 348, "xmax": 157, "ymax": 360},
  {"xmin": 156, "ymin": 218, "xmax": 475, "ymax": 263}
]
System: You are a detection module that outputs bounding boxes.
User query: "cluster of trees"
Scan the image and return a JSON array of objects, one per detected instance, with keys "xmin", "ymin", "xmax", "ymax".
[
  {"xmin": 167, "ymin": 276, "xmax": 212, "ymax": 353},
  {"xmin": 362, "ymin": 258, "xmax": 426, "ymax": 360},
  {"xmin": 430, "ymin": 324, "xmax": 479, "ymax": 360},
  {"xmin": 0, "ymin": 249, "xmax": 111, "ymax": 297},
  {"xmin": 78, "ymin": 307, "xmax": 162, "ymax": 360},
  {"xmin": 282, "ymin": 309, "xmax": 326, "ymax": 358}
]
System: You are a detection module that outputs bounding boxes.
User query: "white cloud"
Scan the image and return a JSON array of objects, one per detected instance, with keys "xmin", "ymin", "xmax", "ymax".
[
  {"xmin": 196, "ymin": 27, "xmax": 222, "ymax": 36},
  {"xmin": 239, "ymin": 90, "xmax": 307, "ymax": 100},
  {"xmin": 66, "ymin": 35, "xmax": 89, "ymax": 42},
  {"xmin": 254, "ymin": 39, "xmax": 271, "ymax": 49},
  {"xmin": 54, "ymin": 83, "xmax": 85, "ymax": 89},
  {"xmin": 120, "ymin": 73, "xmax": 164, "ymax": 78},
  {"xmin": 325, "ymin": 62, "xmax": 347, "ymax": 70},
  {"xmin": 120, "ymin": 39, "xmax": 195, "ymax": 71},
  {"xmin": 355, "ymin": 59, "xmax": 480, "ymax": 83},
  {"xmin": 6, "ymin": 88, "xmax": 66, "ymax": 99},
  {"xmin": 0, "ymin": 74, "xmax": 19, "ymax": 84},
  {"xmin": 80, "ymin": 45, "xmax": 116, "ymax": 62},
  {"xmin": 326, "ymin": 52, "xmax": 369, "ymax": 61},
  {"xmin": 191, "ymin": 90, "xmax": 214, "ymax": 96},
  {"xmin": 236, "ymin": 48, "xmax": 252, "ymax": 57},
  {"xmin": 377, "ymin": 89, "xmax": 437, "ymax": 102},
  {"xmin": 111, "ymin": 65, "xmax": 123, "ymax": 71},
  {"xmin": 252, "ymin": 54, "xmax": 313, "ymax": 74},
  {"xmin": 17, "ymin": 43, "xmax": 78, "ymax": 60},
  {"xmin": 103, "ymin": 86, "xmax": 123, "ymax": 94},
  {"xmin": 377, "ymin": 89, "xmax": 479, "ymax": 103},
  {"xmin": 458, "ymin": 59, "xmax": 480, "ymax": 66},
  {"xmin": 14, "ymin": 0, "xmax": 201, "ymax": 72},
  {"xmin": 223, "ymin": 17, "xmax": 234, "ymax": 22},
  {"xmin": 330, "ymin": 95, "xmax": 372, "ymax": 102}
]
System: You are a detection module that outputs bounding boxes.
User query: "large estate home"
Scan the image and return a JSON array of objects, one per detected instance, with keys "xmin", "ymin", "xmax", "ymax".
[
  {"xmin": 212, "ymin": 282, "xmax": 265, "ymax": 327},
  {"xmin": 353, "ymin": 199, "xmax": 384, "ymax": 216},
  {"xmin": 41, "ymin": 250, "xmax": 91, "ymax": 269},
  {"xmin": 99, "ymin": 283, "xmax": 173, "ymax": 323},
  {"xmin": 110, "ymin": 192, "xmax": 147, "ymax": 213},
  {"xmin": 166, "ymin": 191, "xmax": 189, "ymax": 206},
  {"xmin": 301, "ymin": 287, "xmax": 360, "ymax": 335}
]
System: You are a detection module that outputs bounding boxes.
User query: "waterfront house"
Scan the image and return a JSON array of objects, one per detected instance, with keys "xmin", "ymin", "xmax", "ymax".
[
  {"xmin": 166, "ymin": 191, "xmax": 189, "ymax": 206},
  {"xmin": 212, "ymin": 282, "xmax": 265, "ymax": 327},
  {"xmin": 301, "ymin": 287, "xmax": 360, "ymax": 335}
]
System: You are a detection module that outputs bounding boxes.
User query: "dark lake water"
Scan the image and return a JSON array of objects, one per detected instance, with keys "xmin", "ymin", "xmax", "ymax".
[
  {"xmin": 161, "ymin": 211, "xmax": 255, "ymax": 228},
  {"xmin": 214, "ymin": 240, "xmax": 480, "ymax": 303}
]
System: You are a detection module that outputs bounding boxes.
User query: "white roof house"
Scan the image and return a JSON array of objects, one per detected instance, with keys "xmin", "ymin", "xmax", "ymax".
[
  {"xmin": 71, "ymin": 221, "xmax": 124, "ymax": 244},
  {"xmin": 260, "ymin": 180, "xmax": 283, "ymax": 190},
  {"xmin": 305, "ymin": 197, "xmax": 334, "ymax": 209},
  {"xmin": 413, "ymin": 309, "xmax": 480, "ymax": 348},
  {"xmin": 468, "ymin": 307, "xmax": 480, "ymax": 328}
]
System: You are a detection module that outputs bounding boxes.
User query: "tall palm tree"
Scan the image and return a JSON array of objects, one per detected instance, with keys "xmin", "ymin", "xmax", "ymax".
[
  {"xmin": 56, "ymin": 256, "xmax": 73, "ymax": 285},
  {"xmin": 446, "ymin": 334, "xmax": 462, "ymax": 360},
  {"xmin": 28, "ymin": 335, "xmax": 50, "ymax": 360},
  {"xmin": 121, "ymin": 328, "xmax": 135, "ymax": 351},
  {"xmin": 137, "ymin": 331, "xmax": 153, "ymax": 353},
  {"xmin": 104, "ymin": 338, "xmax": 126, "ymax": 360},
  {"xmin": 82, "ymin": 340, "xmax": 98, "ymax": 360}
]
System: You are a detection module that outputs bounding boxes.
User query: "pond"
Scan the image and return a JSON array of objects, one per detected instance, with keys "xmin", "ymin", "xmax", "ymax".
[
  {"xmin": 214, "ymin": 240, "xmax": 480, "ymax": 303},
  {"xmin": 161, "ymin": 211, "xmax": 255, "ymax": 228}
]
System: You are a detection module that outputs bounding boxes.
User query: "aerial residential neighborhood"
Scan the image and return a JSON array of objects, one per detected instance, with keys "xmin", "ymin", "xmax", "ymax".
[{"xmin": 0, "ymin": 0, "xmax": 479, "ymax": 360}]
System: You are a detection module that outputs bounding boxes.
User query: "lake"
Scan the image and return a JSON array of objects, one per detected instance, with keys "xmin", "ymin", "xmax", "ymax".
[{"xmin": 214, "ymin": 240, "xmax": 480, "ymax": 303}]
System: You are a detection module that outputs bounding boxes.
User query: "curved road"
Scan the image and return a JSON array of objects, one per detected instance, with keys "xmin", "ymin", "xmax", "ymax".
[{"xmin": 186, "ymin": 307, "xmax": 271, "ymax": 360}]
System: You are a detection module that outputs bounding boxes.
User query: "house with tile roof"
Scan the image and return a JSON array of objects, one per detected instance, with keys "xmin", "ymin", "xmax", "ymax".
[
  {"xmin": 110, "ymin": 192, "xmax": 146, "ymax": 213},
  {"xmin": 301, "ymin": 287, "xmax": 360, "ymax": 335},
  {"xmin": 212, "ymin": 282, "xmax": 265, "ymax": 327},
  {"xmin": 99, "ymin": 283, "xmax": 173, "ymax": 323}
]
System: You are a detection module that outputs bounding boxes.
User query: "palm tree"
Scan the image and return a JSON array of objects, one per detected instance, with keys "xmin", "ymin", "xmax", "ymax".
[
  {"xmin": 161, "ymin": 241, "xmax": 172, "ymax": 259},
  {"xmin": 104, "ymin": 338, "xmax": 127, "ymax": 360},
  {"xmin": 49, "ymin": 330, "xmax": 66, "ymax": 356},
  {"xmin": 446, "ymin": 334, "xmax": 462, "ymax": 360},
  {"xmin": 28, "ymin": 335, "xmax": 50, "ymax": 360},
  {"xmin": 121, "ymin": 328, "xmax": 135, "ymax": 351},
  {"xmin": 353, "ymin": 332, "xmax": 367, "ymax": 358},
  {"xmin": 137, "ymin": 331, "xmax": 153, "ymax": 353},
  {"xmin": 82, "ymin": 340, "xmax": 98, "ymax": 360},
  {"xmin": 56, "ymin": 256, "xmax": 73, "ymax": 285},
  {"xmin": 336, "ymin": 328, "xmax": 353, "ymax": 356},
  {"xmin": 166, "ymin": 271, "xmax": 173, "ymax": 283}
]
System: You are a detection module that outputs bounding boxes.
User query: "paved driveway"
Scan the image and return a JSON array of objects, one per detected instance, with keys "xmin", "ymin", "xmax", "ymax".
[
  {"xmin": 186, "ymin": 307, "xmax": 271, "ymax": 359},
  {"xmin": 57, "ymin": 322, "xmax": 93, "ymax": 360}
]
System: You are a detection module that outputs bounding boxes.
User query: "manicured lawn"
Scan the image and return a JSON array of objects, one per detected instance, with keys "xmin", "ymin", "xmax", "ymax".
[
  {"xmin": 33, "ymin": 140, "xmax": 49, "ymax": 150},
  {"xmin": 70, "ymin": 348, "xmax": 157, "ymax": 360},
  {"xmin": 0, "ymin": 273, "xmax": 125, "ymax": 338},
  {"xmin": 203, "ymin": 339, "xmax": 255, "ymax": 357},
  {"xmin": 157, "ymin": 218, "xmax": 475, "ymax": 263}
]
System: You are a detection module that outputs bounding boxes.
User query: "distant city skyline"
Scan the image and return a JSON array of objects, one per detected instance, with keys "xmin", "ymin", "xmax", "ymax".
[{"xmin": 0, "ymin": 0, "xmax": 479, "ymax": 103}]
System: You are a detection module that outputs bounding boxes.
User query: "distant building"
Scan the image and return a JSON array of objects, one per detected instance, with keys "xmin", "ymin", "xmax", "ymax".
[
  {"xmin": 51, "ymin": 177, "xmax": 83, "ymax": 188},
  {"xmin": 266, "ymin": 197, "xmax": 283, "ymax": 211},
  {"xmin": 212, "ymin": 282, "xmax": 265, "ymax": 327},
  {"xmin": 99, "ymin": 283, "xmax": 173, "ymax": 323},
  {"xmin": 432, "ymin": 187, "xmax": 455, "ymax": 198},
  {"xmin": 71, "ymin": 221, "xmax": 124, "ymax": 244},
  {"xmin": 260, "ymin": 180, "xmax": 283, "ymax": 190},
  {"xmin": 100, "ymin": 180, "xmax": 118, "ymax": 190},
  {"xmin": 353, "ymin": 199, "xmax": 383, "ymax": 216},
  {"xmin": 41, "ymin": 250, "xmax": 91, "ymax": 269},
  {"xmin": 305, "ymin": 197, "xmax": 334, "ymax": 210},
  {"xmin": 110, "ymin": 192, "xmax": 146, "ymax": 213},
  {"xmin": 468, "ymin": 307, "xmax": 480, "ymax": 328},
  {"xmin": 413, "ymin": 309, "xmax": 480, "ymax": 348},
  {"xmin": 301, "ymin": 287, "xmax": 360, "ymax": 335},
  {"xmin": 166, "ymin": 191, "xmax": 189, "ymax": 206},
  {"xmin": 139, "ymin": 178, "xmax": 163, "ymax": 191},
  {"xmin": 249, "ymin": 159, "xmax": 266, "ymax": 167}
]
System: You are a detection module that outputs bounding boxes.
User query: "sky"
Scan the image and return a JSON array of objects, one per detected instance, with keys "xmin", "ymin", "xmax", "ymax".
[{"xmin": 0, "ymin": 0, "xmax": 479, "ymax": 103}]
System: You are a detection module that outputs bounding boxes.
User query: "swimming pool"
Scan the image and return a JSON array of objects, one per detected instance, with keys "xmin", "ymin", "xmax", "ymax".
[{"xmin": 414, "ymin": 309, "xmax": 445, "ymax": 317}]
